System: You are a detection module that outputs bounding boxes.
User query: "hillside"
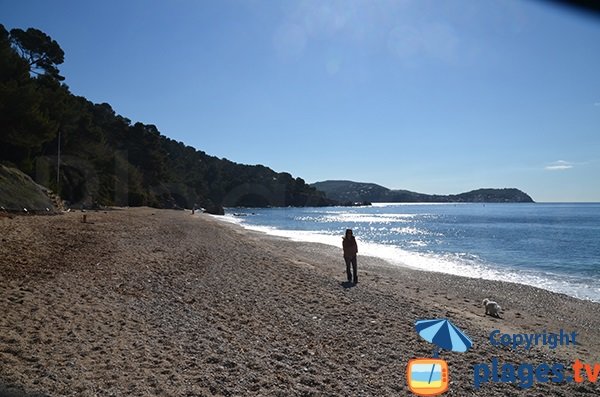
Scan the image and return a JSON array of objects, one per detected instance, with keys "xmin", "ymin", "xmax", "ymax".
[
  {"xmin": 0, "ymin": 165, "xmax": 61, "ymax": 213},
  {"xmin": 0, "ymin": 25, "xmax": 334, "ymax": 213},
  {"xmin": 311, "ymin": 180, "xmax": 535, "ymax": 203}
]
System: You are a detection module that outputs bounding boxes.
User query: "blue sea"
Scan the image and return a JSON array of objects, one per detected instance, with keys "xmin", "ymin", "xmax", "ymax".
[{"xmin": 223, "ymin": 203, "xmax": 600, "ymax": 302}]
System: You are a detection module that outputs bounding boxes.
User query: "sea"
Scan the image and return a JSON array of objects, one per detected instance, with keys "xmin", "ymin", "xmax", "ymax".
[{"xmin": 222, "ymin": 203, "xmax": 600, "ymax": 303}]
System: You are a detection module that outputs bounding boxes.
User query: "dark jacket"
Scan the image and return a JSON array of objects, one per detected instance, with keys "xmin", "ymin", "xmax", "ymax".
[{"xmin": 343, "ymin": 236, "xmax": 358, "ymax": 258}]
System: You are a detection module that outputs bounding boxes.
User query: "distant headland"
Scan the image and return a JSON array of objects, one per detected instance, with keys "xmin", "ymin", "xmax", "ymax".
[{"xmin": 311, "ymin": 180, "xmax": 535, "ymax": 204}]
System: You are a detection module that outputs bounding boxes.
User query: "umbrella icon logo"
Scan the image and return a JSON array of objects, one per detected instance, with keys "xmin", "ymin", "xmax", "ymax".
[{"xmin": 406, "ymin": 318, "xmax": 473, "ymax": 396}]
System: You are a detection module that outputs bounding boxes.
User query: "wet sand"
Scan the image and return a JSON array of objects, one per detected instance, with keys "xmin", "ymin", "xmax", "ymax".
[{"xmin": 1, "ymin": 208, "xmax": 600, "ymax": 396}]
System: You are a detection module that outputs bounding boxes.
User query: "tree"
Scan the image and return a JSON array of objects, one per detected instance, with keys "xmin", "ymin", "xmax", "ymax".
[
  {"xmin": 0, "ymin": 25, "xmax": 29, "ymax": 83},
  {"xmin": 9, "ymin": 27, "xmax": 65, "ymax": 81},
  {"xmin": 0, "ymin": 25, "xmax": 58, "ymax": 170},
  {"xmin": 1, "ymin": 25, "xmax": 336, "ymax": 209}
]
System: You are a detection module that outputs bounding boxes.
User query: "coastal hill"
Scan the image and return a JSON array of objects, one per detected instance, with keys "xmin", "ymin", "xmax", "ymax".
[
  {"xmin": 0, "ymin": 25, "xmax": 333, "ymax": 213},
  {"xmin": 311, "ymin": 180, "xmax": 535, "ymax": 203}
]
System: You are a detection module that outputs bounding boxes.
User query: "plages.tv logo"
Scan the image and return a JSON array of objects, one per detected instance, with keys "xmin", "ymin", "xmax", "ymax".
[{"xmin": 407, "ymin": 318, "xmax": 473, "ymax": 396}]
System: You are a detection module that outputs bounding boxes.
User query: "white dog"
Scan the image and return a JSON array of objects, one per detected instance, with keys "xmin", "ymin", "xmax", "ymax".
[{"xmin": 483, "ymin": 298, "xmax": 502, "ymax": 318}]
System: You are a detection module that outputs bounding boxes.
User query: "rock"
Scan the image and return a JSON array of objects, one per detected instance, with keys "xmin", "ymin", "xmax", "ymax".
[
  {"xmin": 0, "ymin": 165, "xmax": 61, "ymax": 213},
  {"xmin": 204, "ymin": 203, "xmax": 225, "ymax": 216}
]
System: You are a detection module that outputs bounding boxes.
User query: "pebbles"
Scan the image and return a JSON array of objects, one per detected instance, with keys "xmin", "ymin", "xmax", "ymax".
[{"xmin": 1, "ymin": 208, "xmax": 599, "ymax": 396}]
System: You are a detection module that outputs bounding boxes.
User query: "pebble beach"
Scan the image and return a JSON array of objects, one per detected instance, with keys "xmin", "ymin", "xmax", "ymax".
[{"xmin": 1, "ymin": 208, "xmax": 600, "ymax": 396}]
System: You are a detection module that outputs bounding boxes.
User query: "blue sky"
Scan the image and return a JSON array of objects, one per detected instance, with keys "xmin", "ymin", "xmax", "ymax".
[{"xmin": 3, "ymin": 0, "xmax": 599, "ymax": 201}]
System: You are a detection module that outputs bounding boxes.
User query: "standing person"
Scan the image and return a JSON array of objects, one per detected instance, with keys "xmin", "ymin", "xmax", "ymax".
[{"xmin": 342, "ymin": 229, "xmax": 358, "ymax": 284}]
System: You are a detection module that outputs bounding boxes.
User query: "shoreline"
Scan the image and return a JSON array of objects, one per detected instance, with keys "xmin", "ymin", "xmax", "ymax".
[
  {"xmin": 1, "ymin": 208, "xmax": 600, "ymax": 396},
  {"xmin": 213, "ymin": 214, "xmax": 600, "ymax": 354},
  {"xmin": 220, "ymin": 210, "xmax": 600, "ymax": 304}
]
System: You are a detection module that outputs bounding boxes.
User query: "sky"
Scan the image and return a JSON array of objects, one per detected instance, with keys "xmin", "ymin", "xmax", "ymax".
[{"xmin": 2, "ymin": 0, "xmax": 600, "ymax": 202}]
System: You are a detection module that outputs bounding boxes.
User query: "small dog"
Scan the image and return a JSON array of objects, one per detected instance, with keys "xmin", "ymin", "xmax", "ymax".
[{"xmin": 483, "ymin": 298, "xmax": 502, "ymax": 318}]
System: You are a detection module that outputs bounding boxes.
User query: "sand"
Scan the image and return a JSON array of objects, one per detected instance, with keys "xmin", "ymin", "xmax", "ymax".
[{"xmin": 1, "ymin": 207, "xmax": 600, "ymax": 396}]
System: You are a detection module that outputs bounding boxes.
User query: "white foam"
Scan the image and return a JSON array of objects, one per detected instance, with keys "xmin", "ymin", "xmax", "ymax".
[
  {"xmin": 359, "ymin": 241, "xmax": 600, "ymax": 302},
  {"xmin": 216, "ymin": 214, "xmax": 245, "ymax": 225},
  {"xmin": 241, "ymin": 224, "xmax": 342, "ymax": 246}
]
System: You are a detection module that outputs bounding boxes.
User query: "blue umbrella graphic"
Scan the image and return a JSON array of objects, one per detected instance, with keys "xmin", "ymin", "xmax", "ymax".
[{"xmin": 415, "ymin": 318, "xmax": 473, "ymax": 384}]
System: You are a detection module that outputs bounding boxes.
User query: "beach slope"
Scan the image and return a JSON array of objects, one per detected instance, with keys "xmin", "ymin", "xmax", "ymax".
[{"xmin": 1, "ymin": 208, "xmax": 599, "ymax": 396}]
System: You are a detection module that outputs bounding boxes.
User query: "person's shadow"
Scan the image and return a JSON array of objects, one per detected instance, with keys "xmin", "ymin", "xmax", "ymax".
[{"xmin": 341, "ymin": 281, "xmax": 355, "ymax": 289}]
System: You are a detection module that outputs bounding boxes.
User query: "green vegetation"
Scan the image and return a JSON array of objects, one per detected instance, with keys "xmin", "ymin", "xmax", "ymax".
[
  {"xmin": 312, "ymin": 180, "xmax": 535, "ymax": 203},
  {"xmin": 0, "ymin": 25, "xmax": 333, "ymax": 213}
]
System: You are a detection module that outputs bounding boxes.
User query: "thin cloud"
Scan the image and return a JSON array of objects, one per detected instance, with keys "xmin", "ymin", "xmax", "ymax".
[
  {"xmin": 387, "ymin": 22, "xmax": 459, "ymax": 63},
  {"xmin": 545, "ymin": 160, "xmax": 573, "ymax": 171},
  {"xmin": 274, "ymin": 1, "xmax": 461, "ymax": 64},
  {"xmin": 594, "ymin": 102, "xmax": 600, "ymax": 107}
]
